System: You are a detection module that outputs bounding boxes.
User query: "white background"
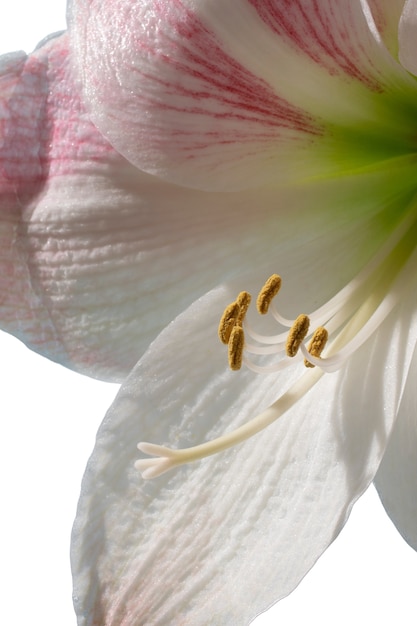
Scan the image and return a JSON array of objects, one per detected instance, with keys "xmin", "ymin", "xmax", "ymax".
[{"xmin": 1, "ymin": 2, "xmax": 417, "ymax": 624}]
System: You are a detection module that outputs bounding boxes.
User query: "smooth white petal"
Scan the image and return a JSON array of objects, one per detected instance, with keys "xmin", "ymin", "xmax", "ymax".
[
  {"xmin": 68, "ymin": 0, "xmax": 417, "ymax": 191},
  {"xmin": 398, "ymin": 0, "xmax": 417, "ymax": 75},
  {"xmin": 374, "ymin": 343, "xmax": 417, "ymax": 550},
  {"xmin": 71, "ymin": 256, "xmax": 417, "ymax": 624}
]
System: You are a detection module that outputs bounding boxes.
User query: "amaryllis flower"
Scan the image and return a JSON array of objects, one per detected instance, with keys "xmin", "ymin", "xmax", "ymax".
[{"xmin": 2, "ymin": 1, "xmax": 417, "ymax": 624}]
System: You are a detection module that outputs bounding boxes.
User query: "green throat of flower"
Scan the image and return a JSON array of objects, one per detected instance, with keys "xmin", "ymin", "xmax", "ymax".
[{"xmin": 135, "ymin": 207, "xmax": 417, "ymax": 480}]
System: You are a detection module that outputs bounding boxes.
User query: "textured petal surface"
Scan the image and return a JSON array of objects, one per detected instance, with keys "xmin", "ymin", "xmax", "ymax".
[
  {"xmin": 374, "ymin": 343, "xmax": 417, "ymax": 550},
  {"xmin": 68, "ymin": 0, "xmax": 417, "ymax": 191},
  {"xmin": 71, "ymin": 229, "xmax": 417, "ymax": 625},
  {"xmin": 0, "ymin": 46, "xmax": 60, "ymax": 366},
  {"xmin": 3, "ymin": 31, "xmax": 415, "ymax": 380},
  {"xmin": 0, "ymin": 34, "xmax": 135, "ymax": 379}
]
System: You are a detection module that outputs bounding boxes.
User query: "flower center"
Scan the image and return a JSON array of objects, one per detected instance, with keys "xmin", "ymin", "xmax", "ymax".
[{"xmin": 135, "ymin": 208, "xmax": 417, "ymax": 479}]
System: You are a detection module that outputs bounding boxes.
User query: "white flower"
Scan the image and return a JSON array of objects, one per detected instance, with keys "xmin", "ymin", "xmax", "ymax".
[{"xmin": 2, "ymin": 1, "xmax": 417, "ymax": 624}]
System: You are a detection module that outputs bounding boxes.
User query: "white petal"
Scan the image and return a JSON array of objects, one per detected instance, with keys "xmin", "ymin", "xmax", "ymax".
[
  {"xmin": 398, "ymin": 0, "xmax": 417, "ymax": 75},
  {"xmin": 71, "ymin": 261, "xmax": 417, "ymax": 624},
  {"xmin": 374, "ymin": 342, "xmax": 417, "ymax": 550},
  {"xmin": 68, "ymin": 0, "xmax": 417, "ymax": 191}
]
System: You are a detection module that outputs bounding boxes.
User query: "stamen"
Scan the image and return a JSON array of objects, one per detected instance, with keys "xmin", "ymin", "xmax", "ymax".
[
  {"xmin": 256, "ymin": 274, "xmax": 282, "ymax": 314},
  {"xmin": 218, "ymin": 291, "xmax": 251, "ymax": 344},
  {"xmin": 286, "ymin": 314, "xmax": 310, "ymax": 357},
  {"xmin": 228, "ymin": 325, "xmax": 245, "ymax": 371},
  {"xmin": 218, "ymin": 301, "xmax": 240, "ymax": 344},
  {"xmin": 304, "ymin": 326, "xmax": 328, "ymax": 368}
]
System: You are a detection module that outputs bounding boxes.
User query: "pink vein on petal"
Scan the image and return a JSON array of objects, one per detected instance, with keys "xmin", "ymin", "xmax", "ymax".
[
  {"xmin": 131, "ymin": 0, "xmax": 320, "ymax": 141},
  {"xmin": 248, "ymin": 0, "xmax": 383, "ymax": 90}
]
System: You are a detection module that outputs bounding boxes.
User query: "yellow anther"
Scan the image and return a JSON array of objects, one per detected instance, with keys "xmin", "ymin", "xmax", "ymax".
[
  {"xmin": 286, "ymin": 314, "xmax": 310, "ymax": 357},
  {"xmin": 228, "ymin": 325, "xmax": 245, "ymax": 371},
  {"xmin": 236, "ymin": 291, "xmax": 251, "ymax": 324},
  {"xmin": 256, "ymin": 274, "xmax": 282, "ymax": 314},
  {"xmin": 218, "ymin": 291, "xmax": 251, "ymax": 345},
  {"xmin": 304, "ymin": 326, "xmax": 329, "ymax": 368},
  {"xmin": 218, "ymin": 301, "xmax": 240, "ymax": 344}
]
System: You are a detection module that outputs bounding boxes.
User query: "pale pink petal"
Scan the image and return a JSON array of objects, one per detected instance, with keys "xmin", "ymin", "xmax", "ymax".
[
  {"xmin": 1, "ymin": 33, "xmax": 142, "ymax": 380},
  {"xmin": 374, "ymin": 343, "xmax": 417, "ymax": 550},
  {"xmin": 0, "ymin": 43, "xmax": 67, "ymax": 371},
  {"xmin": 68, "ymin": 0, "xmax": 416, "ymax": 191}
]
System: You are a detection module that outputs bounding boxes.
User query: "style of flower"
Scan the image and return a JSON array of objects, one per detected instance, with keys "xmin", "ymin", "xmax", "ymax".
[{"xmin": 2, "ymin": 1, "xmax": 417, "ymax": 625}]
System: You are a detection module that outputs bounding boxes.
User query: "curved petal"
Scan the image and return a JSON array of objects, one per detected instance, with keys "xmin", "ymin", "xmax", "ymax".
[
  {"xmin": 68, "ymin": 0, "xmax": 417, "ymax": 191},
  {"xmin": 71, "ymin": 257, "xmax": 417, "ymax": 625},
  {"xmin": 0, "ymin": 34, "xmax": 154, "ymax": 380},
  {"xmin": 367, "ymin": 0, "xmax": 406, "ymax": 59},
  {"xmin": 398, "ymin": 0, "xmax": 417, "ymax": 75},
  {"xmin": 3, "ymin": 32, "xmax": 416, "ymax": 380},
  {"xmin": 374, "ymin": 343, "xmax": 417, "ymax": 550},
  {"xmin": 0, "ymin": 46, "xmax": 64, "ymax": 367}
]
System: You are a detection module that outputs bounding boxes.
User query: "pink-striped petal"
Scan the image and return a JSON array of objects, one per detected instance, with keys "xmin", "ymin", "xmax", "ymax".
[{"xmin": 68, "ymin": 0, "xmax": 417, "ymax": 191}]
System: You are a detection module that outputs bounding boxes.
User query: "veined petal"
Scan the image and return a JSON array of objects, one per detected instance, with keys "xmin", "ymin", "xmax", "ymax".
[
  {"xmin": 68, "ymin": 0, "xmax": 417, "ymax": 191},
  {"xmin": 374, "ymin": 343, "xmax": 417, "ymax": 550},
  {"xmin": 3, "ymin": 31, "xmax": 416, "ymax": 380},
  {"xmin": 71, "ymin": 260, "xmax": 417, "ymax": 625}
]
